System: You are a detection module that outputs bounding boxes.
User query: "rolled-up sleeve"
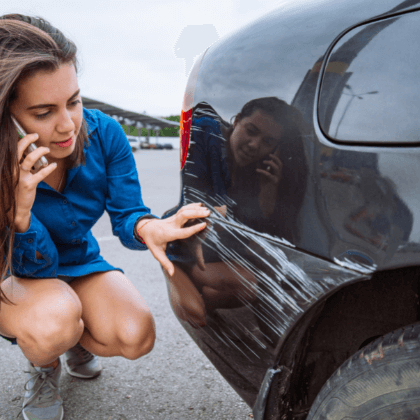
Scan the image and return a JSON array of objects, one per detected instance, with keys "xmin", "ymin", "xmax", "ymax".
[
  {"xmin": 12, "ymin": 213, "xmax": 59, "ymax": 278},
  {"xmin": 101, "ymin": 116, "xmax": 157, "ymax": 250}
]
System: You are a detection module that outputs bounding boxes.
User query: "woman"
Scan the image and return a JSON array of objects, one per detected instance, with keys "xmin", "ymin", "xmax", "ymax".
[
  {"xmin": 0, "ymin": 14, "xmax": 209, "ymax": 420},
  {"xmin": 167, "ymin": 98, "xmax": 308, "ymax": 327}
]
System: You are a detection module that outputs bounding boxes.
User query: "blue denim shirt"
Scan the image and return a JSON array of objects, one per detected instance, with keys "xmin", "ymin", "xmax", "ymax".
[{"xmin": 11, "ymin": 108, "xmax": 155, "ymax": 278}]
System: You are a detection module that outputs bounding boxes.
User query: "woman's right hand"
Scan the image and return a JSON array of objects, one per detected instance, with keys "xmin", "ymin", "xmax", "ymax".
[
  {"xmin": 13, "ymin": 133, "xmax": 57, "ymax": 232},
  {"xmin": 135, "ymin": 203, "xmax": 210, "ymax": 276}
]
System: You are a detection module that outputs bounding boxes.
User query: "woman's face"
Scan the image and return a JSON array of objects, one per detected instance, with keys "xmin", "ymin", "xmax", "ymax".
[
  {"xmin": 10, "ymin": 62, "xmax": 82, "ymax": 164},
  {"xmin": 229, "ymin": 109, "xmax": 283, "ymax": 167}
]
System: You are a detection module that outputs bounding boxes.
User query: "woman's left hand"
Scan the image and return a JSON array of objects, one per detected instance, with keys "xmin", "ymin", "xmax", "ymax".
[{"xmin": 135, "ymin": 203, "xmax": 210, "ymax": 276}]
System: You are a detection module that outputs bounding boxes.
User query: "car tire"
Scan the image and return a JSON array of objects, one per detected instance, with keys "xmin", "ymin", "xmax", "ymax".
[{"xmin": 306, "ymin": 323, "xmax": 420, "ymax": 420}]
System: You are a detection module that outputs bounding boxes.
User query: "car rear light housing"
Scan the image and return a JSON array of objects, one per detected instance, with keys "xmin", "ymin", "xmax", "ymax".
[{"xmin": 180, "ymin": 49, "xmax": 208, "ymax": 169}]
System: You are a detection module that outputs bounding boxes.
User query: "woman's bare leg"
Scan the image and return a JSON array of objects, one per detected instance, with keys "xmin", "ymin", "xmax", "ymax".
[
  {"xmin": 0, "ymin": 276, "xmax": 84, "ymax": 366},
  {"xmin": 69, "ymin": 271, "xmax": 155, "ymax": 360}
]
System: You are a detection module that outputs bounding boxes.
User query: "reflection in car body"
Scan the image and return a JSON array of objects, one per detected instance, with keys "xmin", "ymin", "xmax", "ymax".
[{"xmin": 162, "ymin": 0, "xmax": 420, "ymax": 418}]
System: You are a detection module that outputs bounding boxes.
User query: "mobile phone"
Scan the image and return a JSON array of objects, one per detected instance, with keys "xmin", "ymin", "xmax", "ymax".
[
  {"xmin": 11, "ymin": 115, "xmax": 48, "ymax": 171},
  {"xmin": 261, "ymin": 144, "xmax": 280, "ymax": 174}
]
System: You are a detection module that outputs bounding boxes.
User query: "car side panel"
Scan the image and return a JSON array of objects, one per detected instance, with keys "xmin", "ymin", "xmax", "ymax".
[
  {"xmin": 189, "ymin": 0, "xmax": 420, "ymax": 271},
  {"xmin": 165, "ymin": 0, "xmax": 420, "ymax": 409},
  {"xmin": 165, "ymin": 221, "xmax": 366, "ymax": 406}
]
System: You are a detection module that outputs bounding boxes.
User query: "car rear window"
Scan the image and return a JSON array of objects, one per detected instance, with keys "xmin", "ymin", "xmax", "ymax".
[{"xmin": 318, "ymin": 10, "xmax": 420, "ymax": 145}]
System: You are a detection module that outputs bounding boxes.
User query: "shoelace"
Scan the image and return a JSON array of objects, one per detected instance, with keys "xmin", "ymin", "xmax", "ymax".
[
  {"xmin": 71, "ymin": 343, "xmax": 94, "ymax": 363},
  {"xmin": 18, "ymin": 369, "xmax": 59, "ymax": 418}
]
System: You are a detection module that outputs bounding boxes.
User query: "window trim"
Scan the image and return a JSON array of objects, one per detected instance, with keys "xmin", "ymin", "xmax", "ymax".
[{"xmin": 315, "ymin": 7, "xmax": 420, "ymax": 148}]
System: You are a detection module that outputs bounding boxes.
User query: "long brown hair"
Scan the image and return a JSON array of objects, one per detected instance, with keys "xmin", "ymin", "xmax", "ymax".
[{"xmin": 0, "ymin": 14, "xmax": 89, "ymax": 303}]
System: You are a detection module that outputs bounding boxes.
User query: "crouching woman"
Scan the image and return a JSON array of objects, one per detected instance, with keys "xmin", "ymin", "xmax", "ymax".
[{"xmin": 0, "ymin": 14, "xmax": 209, "ymax": 420}]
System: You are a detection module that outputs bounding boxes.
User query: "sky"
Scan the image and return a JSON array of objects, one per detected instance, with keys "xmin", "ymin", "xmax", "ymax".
[{"xmin": 2, "ymin": 0, "xmax": 284, "ymax": 117}]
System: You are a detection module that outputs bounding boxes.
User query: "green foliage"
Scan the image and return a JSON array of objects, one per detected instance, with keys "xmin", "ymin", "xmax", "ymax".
[
  {"xmin": 121, "ymin": 115, "xmax": 180, "ymax": 137},
  {"xmin": 120, "ymin": 125, "xmax": 139, "ymax": 136},
  {"xmin": 158, "ymin": 115, "xmax": 180, "ymax": 137}
]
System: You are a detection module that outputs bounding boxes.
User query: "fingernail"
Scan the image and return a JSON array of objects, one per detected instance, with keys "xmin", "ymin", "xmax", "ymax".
[{"xmin": 51, "ymin": 162, "xmax": 57, "ymax": 166}]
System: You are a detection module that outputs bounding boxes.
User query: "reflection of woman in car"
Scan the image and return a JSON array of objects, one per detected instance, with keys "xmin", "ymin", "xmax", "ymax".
[
  {"xmin": 167, "ymin": 98, "xmax": 308, "ymax": 327},
  {"xmin": 185, "ymin": 97, "xmax": 307, "ymax": 241}
]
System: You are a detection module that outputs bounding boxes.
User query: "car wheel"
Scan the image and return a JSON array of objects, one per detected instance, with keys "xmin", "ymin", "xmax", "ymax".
[{"xmin": 307, "ymin": 323, "xmax": 420, "ymax": 420}]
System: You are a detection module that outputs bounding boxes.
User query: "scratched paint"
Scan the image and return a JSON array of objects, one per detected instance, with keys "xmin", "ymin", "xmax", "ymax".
[
  {"xmin": 159, "ymin": 110, "xmax": 378, "ymax": 405},
  {"xmin": 333, "ymin": 257, "xmax": 377, "ymax": 274},
  {"xmin": 163, "ymin": 1, "xmax": 420, "ymax": 412},
  {"xmin": 165, "ymin": 179, "xmax": 371, "ymax": 406}
]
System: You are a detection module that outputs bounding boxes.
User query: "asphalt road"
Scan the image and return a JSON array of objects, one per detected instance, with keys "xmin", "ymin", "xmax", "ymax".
[{"xmin": 0, "ymin": 149, "xmax": 252, "ymax": 420}]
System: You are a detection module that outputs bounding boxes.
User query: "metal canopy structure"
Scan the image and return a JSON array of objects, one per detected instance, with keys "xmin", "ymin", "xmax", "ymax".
[{"xmin": 82, "ymin": 96, "xmax": 180, "ymax": 131}]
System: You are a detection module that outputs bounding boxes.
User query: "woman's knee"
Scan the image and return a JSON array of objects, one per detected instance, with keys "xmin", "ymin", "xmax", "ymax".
[
  {"xmin": 16, "ymin": 280, "xmax": 84, "ymax": 355},
  {"xmin": 31, "ymin": 301, "xmax": 83, "ymax": 351},
  {"xmin": 21, "ymin": 319, "xmax": 84, "ymax": 366},
  {"xmin": 117, "ymin": 310, "xmax": 156, "ymax": 360}
]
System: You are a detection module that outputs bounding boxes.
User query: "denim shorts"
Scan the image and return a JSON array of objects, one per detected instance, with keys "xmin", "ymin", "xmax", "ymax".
[{"xmin": 1, "ymin": 275, "xmax": 78, "ymax": 345}]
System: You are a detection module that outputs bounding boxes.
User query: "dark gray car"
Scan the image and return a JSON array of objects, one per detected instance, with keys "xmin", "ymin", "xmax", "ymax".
[{"xmin": 163, "ymin": 0, "xmax": 420, "ymax": 418}]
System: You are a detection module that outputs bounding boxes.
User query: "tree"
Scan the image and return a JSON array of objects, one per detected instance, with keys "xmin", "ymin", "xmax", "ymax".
[
  {"xmin": 120, "ymin": 115, "xmax": 180, "ymax": 137},
  {"xmin": 120, "ymin": 124, "xmax": 139, "ymax": 136},
  {"xmin": 158, "ymin": 115, "xmax": 180, "ymax": 137}
]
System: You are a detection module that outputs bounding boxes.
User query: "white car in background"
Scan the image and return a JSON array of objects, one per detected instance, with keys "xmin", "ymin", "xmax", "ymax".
[{"xmin": 127, "ymin": 135, "xmax": 141, "ymax": 151}]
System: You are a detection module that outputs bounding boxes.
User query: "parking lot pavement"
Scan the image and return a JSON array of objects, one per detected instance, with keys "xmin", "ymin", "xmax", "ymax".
[{"xmin": 0, "ymin": 150, "xmax": 252, "ymax": 420}]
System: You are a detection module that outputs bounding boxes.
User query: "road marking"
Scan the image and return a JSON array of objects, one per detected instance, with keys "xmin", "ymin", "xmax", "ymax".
[{"xmin": 96, "ymin": 236, "xmax": 117, "ymax": 242}]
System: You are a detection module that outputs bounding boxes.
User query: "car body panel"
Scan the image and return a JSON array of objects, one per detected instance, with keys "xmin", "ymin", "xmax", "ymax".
[
  {"xmin": 186, "ymin": 0, "xmax": 420, "ymax": 271},
  {"xmin": 163, "ymin": 0, "xmax": 420, "ymax": 415},
  {"xmin": 165, "ymin": 224, "xmax": 369, "ymax": 406}
]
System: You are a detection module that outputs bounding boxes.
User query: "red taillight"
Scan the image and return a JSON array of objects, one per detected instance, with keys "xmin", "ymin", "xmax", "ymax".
[
  {"xmin": 180, "ymin": 108, "xmax": 192, "ymax": 169},
  {"xmin": 179, "ymin": 49, "xmax": 208, "ymax": 169}
]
